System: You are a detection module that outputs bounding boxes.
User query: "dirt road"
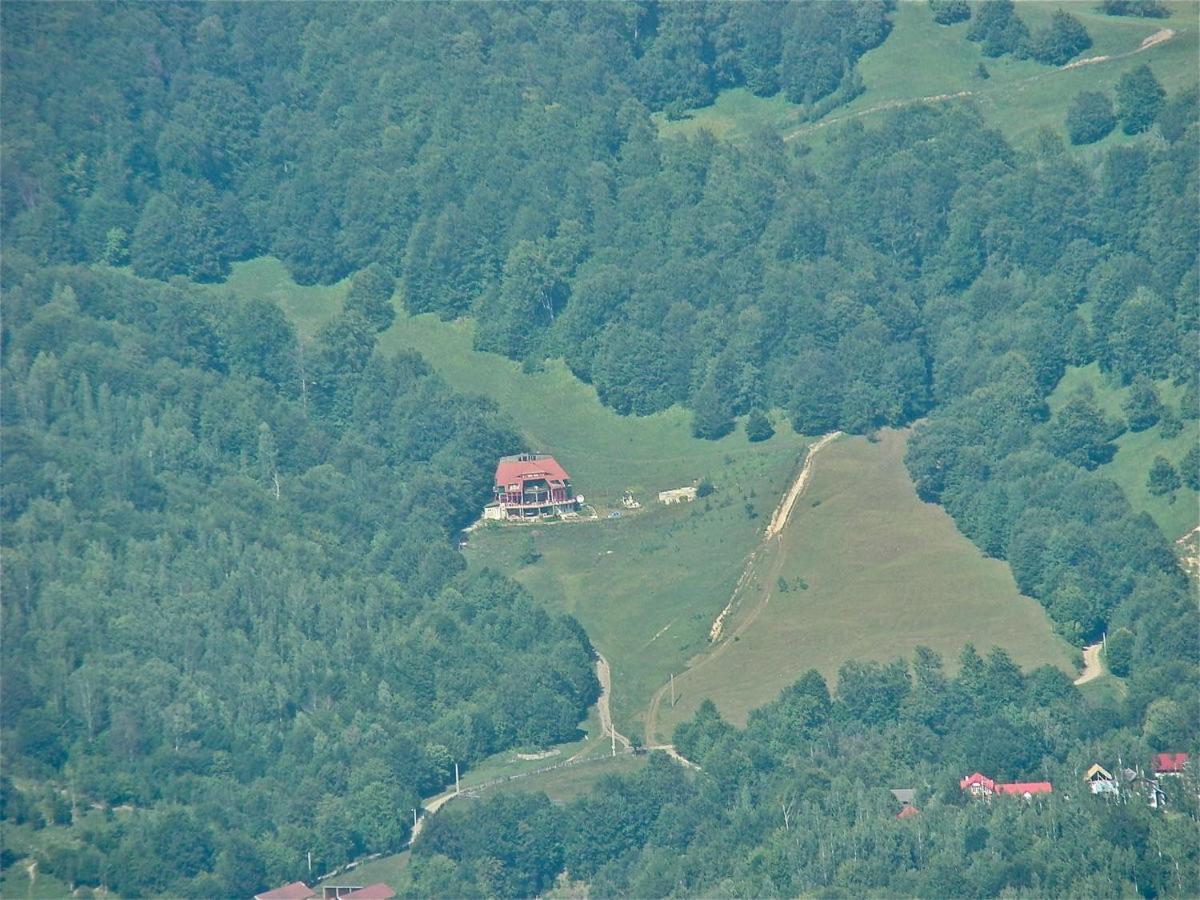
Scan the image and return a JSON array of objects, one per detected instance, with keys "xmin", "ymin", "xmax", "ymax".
[
  {"xmin": 407, "ymin": 786, "xmax": 458, "ymax": 846},
  {"xmin": 782, "ymin": 28, "xmax": 1176, "ymax": 143},
  {"xmin": 645, "ymin": 432, "xmax": 840, "ymax": 746},
  {"xmin": 765, "ymin": 431, "xmax": 841, "ymax": 539},
  {"xmin": 707, "ymin": 431, "xmax": 841, "ymax": 644},
  {"xmin": 1074, "ymin": 643, "xmax": 1105, "ymax": 686}
]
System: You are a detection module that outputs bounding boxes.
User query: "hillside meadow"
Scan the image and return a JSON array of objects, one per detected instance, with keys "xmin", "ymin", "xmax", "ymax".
[
  {"xmin": 221, "ymin": 257, "xmax": 1080, "ymax": 746},
  {"xmin": 649, "ymin": 428, "xmax": 1076, "ymax": 739},
  {"xmin": 1048, "ymin": 363, "xmax": 1199, "ymax": 541},
  {"xmin": 657, "ymin": 0, "xmax": 1198, "ymax": 151}
]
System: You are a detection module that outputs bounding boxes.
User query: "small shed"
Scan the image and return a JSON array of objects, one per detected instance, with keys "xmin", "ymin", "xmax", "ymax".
[
  {"xmin": 658, "ymin": 486, "xmax": 698, "ymax": 505},
  {"xmin": 890, "ymin": 788, "xmax": 916, "ymax": 806}
]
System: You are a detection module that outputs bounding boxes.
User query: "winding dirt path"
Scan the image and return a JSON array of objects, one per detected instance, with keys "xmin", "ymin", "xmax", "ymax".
[
  {"xmin": 644, "ymin": 432, "xmax": 841, "ymax": 748},
  {"xmin": 782, "ymin": 28, "xmax": 1176, "ymax": 143},
  {"xmin": 1074, "ymin": 643, "xmax": 1105, "ymax": 685}
]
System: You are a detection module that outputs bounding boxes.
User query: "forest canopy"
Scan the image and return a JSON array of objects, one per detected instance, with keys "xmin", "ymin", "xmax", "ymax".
[{"xmin": 2, "ymin": 1, "xmax": 1198, "ymax": 897}]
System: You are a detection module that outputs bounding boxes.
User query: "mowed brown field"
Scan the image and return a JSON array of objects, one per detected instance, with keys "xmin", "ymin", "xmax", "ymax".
[{"xmin": 651, "ymin": 428, "xmax": 1075, "ymax": 738}]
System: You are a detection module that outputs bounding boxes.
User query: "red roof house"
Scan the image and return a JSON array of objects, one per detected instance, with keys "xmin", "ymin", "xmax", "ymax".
[
  {"xmin": 1153, "ymin": 752, "xmax": 1190, "ymax": 775},
  {"xmin": 960, "ymin": 773, "xmax": 995, "ymax": 796},
  {"xmin": 340, "ymin": 886, "xmax": 396, "ymax": 900},
  {"xmin": 896, "ymin": 804, "xmax": 921, "ymax": 820},
  {"xmin": 255, "ymin": 883, "xmax": 316, "ymax": 900},
  {"xmin": 492, "ymin": 453, "xmax": 578, "ymax": 519},
  {"xmin": 961, "ymin": 773, "xmax": 1052, "ymax": 799},
  {"xmin": 994, "ymin": 781, "xmax": 1053, "ymax": 798}
]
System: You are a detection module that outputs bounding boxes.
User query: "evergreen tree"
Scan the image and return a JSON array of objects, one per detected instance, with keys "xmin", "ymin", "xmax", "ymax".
[{"xmin": 1029, "ymin": 11, "xmax": 1091, "ymax": 65}]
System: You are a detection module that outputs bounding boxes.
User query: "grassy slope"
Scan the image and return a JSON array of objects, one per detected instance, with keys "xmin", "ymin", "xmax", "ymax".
[
  {"xmin": 1048, "ymin": 363, "xmax": 1199, "ymax": 540},
  {"xmin": 215, "ymin": 255, "xmax": 351, "ymax": 339},
  {"xmin": 658, "ymin": 1, "xmax": 1198, "ymax": 151},
  {"xmin": 220, "ymin": 258, "xmax": 1076, "ymax": 742},
  {"xmin": 651, "ymin": 429, "xmax": 1074, "ymax": 736},
  {"xmin": 467, "ymin": 444, "xmax": 803, "ymax": 737},
  {"xmin": 213, "ymin": 258, "xmax": 814, "ymax": 738}
]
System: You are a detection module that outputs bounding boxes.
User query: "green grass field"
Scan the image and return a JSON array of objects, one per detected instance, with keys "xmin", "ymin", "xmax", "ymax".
[
  {"xmin": 1048, "ymin": 363, "xmax": 1199, "ymax": 541},
  {"xmin": 649, "ymin": 429, "xmax": 1075, "ymax": 737},
  {"xmin": 319, "ymin": 851, "xmax": 412, "ymax": 893},
  {"xmin": 463, "ymin": 753, "xmax": 648, "ymax": 805},
  {"xmin": 658, "ymin": 1, "xmax": 1198, "ymax": 151},
  {"xmin": 211, "ymin": 255, "xmax": 350, "ymax": 339},
  {"xmin": 466, "ymin": 443, "xmax": 808, "ymax": 738}
]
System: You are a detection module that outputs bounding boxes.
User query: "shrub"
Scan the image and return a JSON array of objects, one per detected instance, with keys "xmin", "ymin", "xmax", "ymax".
[
  {"xmin": 929, "ymin": 0, "xmax": 971, "ymax": 25},
  {"xmin": 1029, "ymin": 11, "xmax": 1092, "ymax": 65},
  {"xmin": 1146, "ymin": 456, "xmax": 1180, "ymax": 496},
  {"xmin": 745, "ymin": 409, "xmax": 775, "ymax": 443},
  {"xmin": 1066, "ymin": 91, "xmax": 1116, "ymax": 144}
]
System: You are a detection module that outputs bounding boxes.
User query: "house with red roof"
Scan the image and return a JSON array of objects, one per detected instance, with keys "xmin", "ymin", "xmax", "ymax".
[
  {"xmin": 960, "ymin": 773, "xmax": 996, "ymax": 797},
  {"xmin": 994, "ymin": 781, "xmax": 1053, "ymax": 798},
  {"xmin": 254, "ymin": 882, "xmax": 316, "ymax": 900},
  {"xmin": 1153, "ymin": 752, "xmax": 1190, "ymax": 775},
  {"xmin": 489, "ymin": 453, "xmax": 579, "ymax": 520},
  {"xmin": 961, "ymin": 772, "xmax": 1051, "ymax": 799}
]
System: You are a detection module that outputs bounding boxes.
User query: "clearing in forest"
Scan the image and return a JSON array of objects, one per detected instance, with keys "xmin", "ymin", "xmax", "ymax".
[
  {"xmin": 656, "ymin": 1, "xmax": 1197, "ymax": 150},
  {"xmin": 1048, "ymin": 363, "xmax": 1199, "ymax": 541},
  {"xmin": 221, "ymin": 256, "xmax": 817, "ymax": 738},
  {"xmin": 647, "ymin": 428, "xmax": 1075, "ymax": 741}
]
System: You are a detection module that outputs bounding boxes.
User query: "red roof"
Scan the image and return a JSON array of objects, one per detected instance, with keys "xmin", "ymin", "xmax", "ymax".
[
  {"xmin": 896, "ymin": 805, "xmax": 921, "ymax": 819},
  {"xmin": 255, "ymin": 883, "xmax": 316, "ymax": 900},
  {"xmin": 495, "ymin": 455, "xmax": 570, "ymax": 486},
  {"xmin": 994, "ymin": 781, "xmax": 1053, "ymax": 796},
  {"xmin": 1154, "ymin": 752, "xmax": 1190, "ymax": 773},
  {"xmin": 341, "ymin": 886, "xmax": 396, "ymax": 900},
  {"xmin": 960, "ymin": 773, "xmax": 994, "ymax": 791}
]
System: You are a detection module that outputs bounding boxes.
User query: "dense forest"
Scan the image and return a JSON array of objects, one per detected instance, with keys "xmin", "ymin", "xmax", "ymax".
[
  {"xmin": 0, "ymin": 261, "xmax": 599, "ymax": 895},
  {"xmin": 2, "ymin": 0, "xmax": 1198, "ymax": 897}
]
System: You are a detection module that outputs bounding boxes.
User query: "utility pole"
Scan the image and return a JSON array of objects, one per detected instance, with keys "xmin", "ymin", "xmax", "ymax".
[
  {"xmin": 611, "ymin": 728, "xmax": 616, "ymax": 757},
  {"xmin": 307, "ymin": 851, "xmax": 312, "ymax": 876},
  {"xmin": 413, "ymin": 808, "xmax": 418, "ymax": 828},
  {"xmin": 455, "ymin": 762, "xmax": 460, "ymax": 795},
  {"xmin": 670, "ymin": 673, "xmax": 675, "ymax": 707}
]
